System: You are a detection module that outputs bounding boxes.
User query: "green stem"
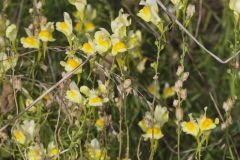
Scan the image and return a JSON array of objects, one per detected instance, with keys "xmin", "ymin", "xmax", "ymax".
[{"xmin": 177, "ymin": 124, "xmax": 181, "ymax": 160}]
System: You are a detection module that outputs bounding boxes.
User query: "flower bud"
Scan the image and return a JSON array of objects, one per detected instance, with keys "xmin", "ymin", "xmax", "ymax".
[
  {"xmin": 186, "ymin": 4, "xmax": 195, "ymax": 18},
  {"xmin": 176, "ymin": 107, "xmax": 183, "ymax": 122}
]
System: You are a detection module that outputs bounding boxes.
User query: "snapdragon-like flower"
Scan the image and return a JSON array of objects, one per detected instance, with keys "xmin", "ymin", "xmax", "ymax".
[
  {"xmin": 47, "ymin": 141, "xmax": 59, "ymax": 158},
  {"xmin": 65, "ymin": 81, "xmax": 82, "ymax": 104},
  {"xmin": 94, "ymin": 28, "xmax": 111, "ymax": 54},
  {"xmin": 69, "ymin": 0, "xmax": 87, "ymax": 15},
  {"xmin": 74, "ymin": 4, "xmax": 96, "ymax": 33},
  {"xmin": 12, "ymin": 120, "xmax": 36, "ymax": 145},
  {"xmin": 88, "ymin": 90, "xmax": 103, "ymax": 107},
  {"xmin": 111, "ymin": 36, "xmax": 127, "ymax": 56},
  {"xmin": 21, "ymin": 36, "xmax": 39, "ymax": 49},
  {"xmin": 87, "ymin": 138, "xmax": 109, "ymax": 160},
  {"xmin": 111, "ymin": 9, "xmax": 131, "ymax": 38},
  {"xmin": 138, "ymin": 105, "xmax": 169, "ymax": 140},
  {"xmin": 6, "ymin": 24, "xmax": 17, "ymax": 42},
  {"xmin": 81, "ymin": 35, "xmax": 95, "ymax": 55},
  {"xmin": 79, "ymin": 81, "xmax": 108, "ymax": 107},
  {"xmin": 163, "ymin": 83, "xmax": 175, "ymax": 99},
  {"xmin": 198, "ymin": 107, "xmax": 219, "ymax": 132},
  {"xmin": 137, "ymin": 0, "xmax": 161, "ymax": 25},
  {"xmin": 181, "ymin": 114, "xmax": 199, "ymax": 137},
  {"xmin": 95, "ymin": 117, "xmax": 105, "ymax": 131},
  {"xmin": 38, "ymin": 22, "xmax": 55, "ymax": 42},
  {"xmin": 60, "ymin": 54, "xmax": 82, "ymax": 73},
  {"xmin": 147, "ymin": 82, "xmax": 160, "ymax": 97},
  {"xmin": 56, "ymin": 12, "xmax": 73, "ymax": 37},
  {"xmin": 12, "ymin": 129, "xmax": 26, "ymax": 145},
  {"xmin": 181, "ymin": 108, "xmax": 219, "ymax": 137},
  {"xmin": 27, "ymin": 144, "xmax": 45, "ymax": 160},
  {"xmin": 229, "ymin": 0, "xmax": 240, "ymax": 14},
  {"xmin": 127, "ymin": 30, "xmax": 142, "ymax": 50}
]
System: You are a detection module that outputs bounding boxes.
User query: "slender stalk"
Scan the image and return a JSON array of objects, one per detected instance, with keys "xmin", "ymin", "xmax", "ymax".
[{"xmin": 177, "ymin": 124, "xmax": 181, "ymax": 160}]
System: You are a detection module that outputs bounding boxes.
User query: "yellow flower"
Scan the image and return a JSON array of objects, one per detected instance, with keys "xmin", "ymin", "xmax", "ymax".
[
  {"xmin": 13, "ymin": 130, "xmax": 26, "ymax": 144},
  {"xmin": 6, "ymin": 24, "xmax": 17, "ymax": 42},
  {"xmin": 111, "ymin": 9, "xmax": 131, "ymax": 38},
  {"xmin": 85, "ymin": 22, "xmax": 95, "ymax": 32},
  {"xmin": 47, "ymin": 141, "xmax": 59, "ymax": 158},
  {"xmin": 27, "ymin": 144, "xmax": 45, "ymax": 160},
  {"xmin": 163, "ymin": 83, "xmax": 175, "ymax": 98},
  {"xmin": 97, "ymin": 80, "xmax": 108, "ymax": 95},
  {"xmin": 81, "ymin": 40, "xmax": 95, "ymax": 55},
  {"xmin": 94, "ymin": 28, "xmax": 111, "ymax": 53},
  {"xmin": 137, "ymin": 5, "xmax": 151, "ymax": 22},
  {"xmin": 66, "ymin": 81, "xmax": 82, "ymax": 104},
  {"xmin": 88, "ymin": 139, "xmax": 109, "ymax": 160},
  {"xmin": 56, "ymin": 12, "xmax": 73, "ymax": 37},
  {"xmin": 154, "ymin": 105, "xmax": 169, "ymax": 127},
  {"xmin": 74, "ymin": 22, "xmax": 82, "ymax": 32},
  {"xmin": 39, "ymin": 22, "xmax": 55, "ymax": 42},
  {"xmin": 181, "ymin": 120, "xmax": 199, "ymax": 137},
  {"xmin": 137, "ymin": 0, "xmax": 161, "ymax": 25},
  {"xmin": 21, "ymin": 36, "xmax": 39, "ymax": 49},
  {"xmin": 88, "ymin": 95, "xmax": 103, "ymax": 107},
  {"xmin": 147, "ymin": 82, "xmax": 159, "ymax": 97},
  {"xmin": 39, "ymin": 30, "xmax": 54, "ymax": 42},
  {"xmin": 143, "ymin": 126, "xmax": 163, "ymax": 140},
  {"xmin": 60, "ymin": 55, "xmax": 82, "ymax": 73},
  {"xmin": 138, "ymin": 119, "xmax": 148, "ymax": 132},
  {"xmin": 128, "ymin": 30, "xmax": 142, "ymax": 49},
  {"xmin": 198, "ymin": 117, "xmax": 218, "ymax": 132},
  {"xmin": 111, "ymin": 38, "xmax": 127, "ymax": 56},
  {"xmin": 198, "ymin": 107, "xmax": 219, "ymax": 132},
  {"xmin": 95, "ymin": 118, "xmax": 105, "ymax": 131},
  {"xmin": 69, "ymin": 0, "xmax": 87, "ymax": 13}
]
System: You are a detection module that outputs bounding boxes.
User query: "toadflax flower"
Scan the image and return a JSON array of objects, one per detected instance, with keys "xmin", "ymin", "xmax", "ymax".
[
  {"xmin": 95, "ymin": 117, "xmax": 105, "ymax": 131},
  {"xmin": 66, "ymin": 81, "xmax": 82, "ymax": 104},
  {"xmin": 12, "ymin": 129, "xmax": 26, "ymax": 145},
  {"xmin": 229, "ymin": 0, "xmax": 240, "ymax": 14},
  {"xmin": 6, "ymin": 24, "xmax": 17, "ymax": 42},
  {"xmin": 137, "ymin": 0, "xmax": 161, "ymax": 25},
  {"xmin": 181, "ymin": 107, "xmax": 219, "ymax": 137},
  {"xmin": 198, "ymin": 107, "xmax": 219, "ymax": 132},
  {"xmin": 87, "ymin": 138, "xmax": 109, "ymax": 160},
  {"xmin": 88, "ymin": 90, "xmax": 103, "ymax": 107},
  {"xmin": 111, "ymin": 9, "xmax": 131, "ymax": 39},
  {"xmin": 94, "ymin": 28, "xmax": 111, "ymax": 54},
  {"xmin": 74, "ymin": 4, "xmax": 96, "ymax": 33},
  {"xmin": 163, "ymin": 83, "xmax": 175, "ymax": 99},
  {"xmin": 138, "ymin": 105, "xmax": 169, "ymax": 140},
  {"xmin": 56, "ymin": 12, "xmax": 73, "ymax": 37},
  {"xmin": 21, "ymin": 36, "xmax": 39, "ymax": 49},
  {"xmin": 38, "ymin": 22, "xmax": 55, "ymax": 42},
  {"xmin": 12, "ymin": 120, "xmax": 36, "ymax": 145},
  {"xmin": 111, "ymin": 36, "xmax": 127, "ymax": 56},
  {"xmin": 181, "ymin": 114, "xmax": 199, "ymax": 137},
  {"xmin": 47, "ymin": 141, "xmax": 59, "ymax": 158},
  {"xmin": 81, "ymin": 35, "xmax": 95, "ymax": 55},
  {"xmin": 60, "ymin": 54, "xmax": 82, "ymax": 74},
  {"xmin": 27, "ymin": 144, "xmax": 45, "ymax": 160},
  {"xmin": 69, "ymin": 0, "xmax": 87, "ymax": 16}
]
